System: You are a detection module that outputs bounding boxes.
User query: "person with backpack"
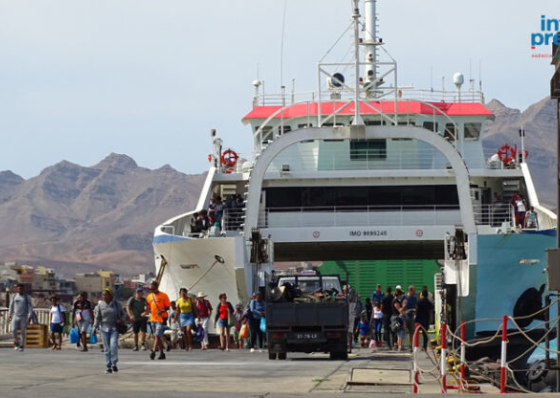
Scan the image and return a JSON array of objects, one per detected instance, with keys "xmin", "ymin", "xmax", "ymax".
[
  {"xmin": 194, "ymin": 292, "xmax": 212, "ymax": 350},
  {"xmin": 49, "ymin": 296, "xmax": 65, "ymax": 350},
  {"xmin": 8, "ymin": 283, "xmax": 34, "ymax": 352},
  {"xmin": 391, "ymin": 288, "xmax": 406, "ymax": 352}
]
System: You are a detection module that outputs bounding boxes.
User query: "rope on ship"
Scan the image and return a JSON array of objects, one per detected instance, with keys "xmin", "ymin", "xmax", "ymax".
[{"xmin": 412, "ymin": 296, "xmax": 560, "ymax": 393}]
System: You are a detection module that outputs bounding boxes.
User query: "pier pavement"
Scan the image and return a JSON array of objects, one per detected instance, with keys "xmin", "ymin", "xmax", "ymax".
[{"xmin": 0, "ymin": 345, "xmax": 543, "ymax": 397}]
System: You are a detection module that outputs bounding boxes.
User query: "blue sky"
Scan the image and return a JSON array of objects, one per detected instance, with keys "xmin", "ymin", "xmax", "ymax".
[{"xmin": 0, "ymin": 0, "xmax": 557, "ymax": 178}]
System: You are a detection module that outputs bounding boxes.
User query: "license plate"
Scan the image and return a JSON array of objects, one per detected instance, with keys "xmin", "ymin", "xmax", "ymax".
[{"xmin": 296, "ymin": 333, "xmax": 318, "ymax": 339}]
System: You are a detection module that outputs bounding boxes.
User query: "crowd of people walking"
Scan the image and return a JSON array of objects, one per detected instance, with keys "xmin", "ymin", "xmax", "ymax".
[
  {"xmin": 7, "ymin": 278, "xmax": 434, "ymax": 374},
  {"xmin": 351, "ymin": 283, "xmax": 434, "ymax": 352}
]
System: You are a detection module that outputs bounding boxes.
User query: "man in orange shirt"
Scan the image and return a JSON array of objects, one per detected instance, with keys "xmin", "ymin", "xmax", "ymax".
[{"xmin": 143, "ymin": 281, "xmax": 171, "ymax": 360}]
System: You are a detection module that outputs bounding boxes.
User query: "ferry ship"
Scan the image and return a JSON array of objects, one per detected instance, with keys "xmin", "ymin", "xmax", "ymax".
[{"xmin": 152, "ymin": 0, "xmax": 557, "ymax": 339}]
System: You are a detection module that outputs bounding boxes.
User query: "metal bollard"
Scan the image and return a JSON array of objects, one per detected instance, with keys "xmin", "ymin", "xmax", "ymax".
[
  {"xmin": 413, "ymin": 322, "xmax": 420, "ymax": 393},
  {"xmin": 460, "ymin": 321, "xmax": 466, "ymax": 390},
  {"xmin": 500, "ymin": 315, "xmax": 508, "ymax": 394},
  {"xmin": 441, "ymin": 322, "xmax": 447, "ymax": 393}
]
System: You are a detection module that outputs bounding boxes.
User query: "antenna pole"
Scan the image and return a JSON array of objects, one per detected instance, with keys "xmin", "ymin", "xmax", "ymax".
[{"xmin": 352, "ymin": 0, "xmax": 361, "ymax": 125}]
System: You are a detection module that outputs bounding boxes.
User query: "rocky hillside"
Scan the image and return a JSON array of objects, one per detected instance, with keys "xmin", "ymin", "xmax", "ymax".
[
  {"xmin": 483, "ymin": 97, "xmax": 557, "ymax": 207},
  {"xmin": 0, "ymin": 154, "xmax": 204, "ymax": 276},
  {"xmin": 0, "ymin": 97, "xmax": 556, "ymax": 276}
]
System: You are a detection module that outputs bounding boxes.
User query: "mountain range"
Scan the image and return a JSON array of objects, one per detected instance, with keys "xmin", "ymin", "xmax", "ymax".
[
  {"xmin": 0, "ymin": 97, "xmax": 557, "ymax": 276},
  {"xmin": 0, "ymin": 154, "xmax": 205, "ymax": 276}
]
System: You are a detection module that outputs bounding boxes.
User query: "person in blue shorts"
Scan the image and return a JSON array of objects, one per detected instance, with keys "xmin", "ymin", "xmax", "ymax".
[{"xmin": 49, "ymin": 296, "xmax": 65, "ymax": 350}]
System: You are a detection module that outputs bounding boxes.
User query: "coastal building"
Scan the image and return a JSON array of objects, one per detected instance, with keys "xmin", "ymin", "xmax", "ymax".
[
  {"xmin": 74, "ymin": 270, "xmax": 116, "ymax": 299},
  {"xmin": 32, "ymin": 266, "xmax": 57, "ymax": 293}
]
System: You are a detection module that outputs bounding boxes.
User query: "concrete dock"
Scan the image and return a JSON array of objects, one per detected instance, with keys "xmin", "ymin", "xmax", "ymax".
[{"xmin": 2, "ymin": 342, "xmax": 544, "ymax": 397}]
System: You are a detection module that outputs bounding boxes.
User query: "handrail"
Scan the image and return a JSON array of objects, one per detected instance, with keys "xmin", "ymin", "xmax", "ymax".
[
  {"xmin": 252, "ymin": 88, "xmax": 485, "ymax": 107},
  {"xmin": 256, "ymin": 204, "xmax": 513, "ymax": 229},
  {"xmin": 0, "ymin": 308, "xmax": 59, "ymax": 335}
]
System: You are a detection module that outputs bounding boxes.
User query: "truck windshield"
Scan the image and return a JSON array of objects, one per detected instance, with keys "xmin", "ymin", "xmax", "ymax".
[{"xmin": 277, "ymin": 276, "xmax": 342, "ymax": 294}]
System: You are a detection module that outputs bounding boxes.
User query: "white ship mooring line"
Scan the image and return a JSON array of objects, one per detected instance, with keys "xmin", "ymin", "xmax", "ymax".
[{"xmin": 188, "ymin": 255, "xmax": 225, "ymax": 291}]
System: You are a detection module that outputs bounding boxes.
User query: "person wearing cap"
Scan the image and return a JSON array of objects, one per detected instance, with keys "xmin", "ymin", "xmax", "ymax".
[
  {"xmin": 195, "ymin": 291, "xmax": 213, "ymax": 350},
  {"xmin": 127, "ymin": 288, "xmax": 147, "ymax": 351},
  {"xmin": 92, "ymin": 288, "xmax": 126, "ymax": 374}
]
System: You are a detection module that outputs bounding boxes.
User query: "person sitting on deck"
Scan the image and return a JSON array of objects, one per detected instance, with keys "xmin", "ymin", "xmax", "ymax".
[{"xmin": 197, "ymin": 210, "xmax": 210, "ymax": 232}]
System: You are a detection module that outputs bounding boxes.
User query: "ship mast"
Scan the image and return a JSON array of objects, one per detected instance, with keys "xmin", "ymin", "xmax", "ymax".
[
  {"xmin": 352, "ymin": 0, "xmax": 361, "ymax": 125},
  {"xmin": 363, "ymin": 0, "xmax": 377, "ymax": 85}
]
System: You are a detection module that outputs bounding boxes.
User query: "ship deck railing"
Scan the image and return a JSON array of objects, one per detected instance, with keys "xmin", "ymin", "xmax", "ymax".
[
  {"xmin": 252, "ymin": 88, "xmax": 484, "ymax": 107},
  {"xmin": 254, "ymin": 204, "xmax": 514, "ymax": 229}
]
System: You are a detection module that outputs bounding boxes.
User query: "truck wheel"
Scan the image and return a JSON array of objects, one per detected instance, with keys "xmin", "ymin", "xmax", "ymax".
[
  {"xmin": 268, "ymin": 352, "xmax": 277, "ymax": 360},
  {"xmin": 278, "ymin": 352, "xmax": 287, "ymax": 360}
]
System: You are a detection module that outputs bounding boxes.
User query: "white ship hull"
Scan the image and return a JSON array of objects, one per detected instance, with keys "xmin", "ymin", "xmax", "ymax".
[{"xmin": 153, "ymin": 234, "xmax": 249, "ymax": 333}]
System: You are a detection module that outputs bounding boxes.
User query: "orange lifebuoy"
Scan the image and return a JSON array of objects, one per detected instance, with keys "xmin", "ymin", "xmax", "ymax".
[
  {"xmin": 221, "ymin": 149, "xmax": 238, "ymax": 168},
  {"xmin": 497, "ymin": 145, "xmax": 515, "ymax": 163}
]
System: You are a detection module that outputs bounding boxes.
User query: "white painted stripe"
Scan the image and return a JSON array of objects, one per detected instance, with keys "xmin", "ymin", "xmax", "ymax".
[{"xmin": 500, "ymin": 341, "xmax": 507, "ymax": 367}]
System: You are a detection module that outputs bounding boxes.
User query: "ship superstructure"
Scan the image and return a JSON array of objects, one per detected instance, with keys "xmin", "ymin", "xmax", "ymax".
[{"xmin": 153, "ymin": 0, "xmax": 556, "ymax": 336}]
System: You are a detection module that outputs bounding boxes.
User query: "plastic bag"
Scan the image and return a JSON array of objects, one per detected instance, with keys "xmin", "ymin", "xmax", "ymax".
[
  {"xmin": 260, "ymin": 317, "xmax": 266, "ymax": 333},
  {"xmin": 90, "ymin": 333, "xmax": 98, "ymax": 344},
  {"xmin": 240, "ymin": 323, "xmax": 249, "ymax": 340},
  {"xmin": 193, "ymin": 324, "xmax": 204, "ymax": 343},
  {"xmin": 69, "ymin": 328, "xmax": 79, "ymax": 344}
]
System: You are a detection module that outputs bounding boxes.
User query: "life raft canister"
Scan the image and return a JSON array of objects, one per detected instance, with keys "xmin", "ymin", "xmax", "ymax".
[
  {"xmin": 497, "ymin": 144, "xmax": 515, "ymax": 163},
  {"xmin": 221, "ymin": 149, "xmax": 238, "ymax": 168}
]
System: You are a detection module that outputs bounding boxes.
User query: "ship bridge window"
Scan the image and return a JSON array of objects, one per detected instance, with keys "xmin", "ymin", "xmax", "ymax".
[
  {"xmin": 444, "ymin": 123, "xmax": 457, "ymax": 141},
  {"xmin": 423, "ymin": 121, "xmax": 438, "ymax": 132},
  {"xmin": 259, "ymin": 126, "xmax": 273, "ymax": 142},
  {"xmin": 365, "ymin": 120, "xmax": 384, "ymax": 126},
  {"xmin": 350, "ymin": 139, "xmax": 387, "ymax": 160},
  {"xmin": 464, "ymin": 123, "xmax": 481, "ymax": 141},
  {"xmin": 279, "ymin": 125, "xmax": 292, "ymax": 135},
  {"xmin": 298, "ymin": 123, "xmax": 313, "ymax": 129}
]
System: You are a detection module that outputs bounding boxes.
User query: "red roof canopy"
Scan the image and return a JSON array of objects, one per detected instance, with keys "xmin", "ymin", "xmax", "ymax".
[{"xmin": 242, "ymin": 100, "xmax": 493, "ymax": 122}]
